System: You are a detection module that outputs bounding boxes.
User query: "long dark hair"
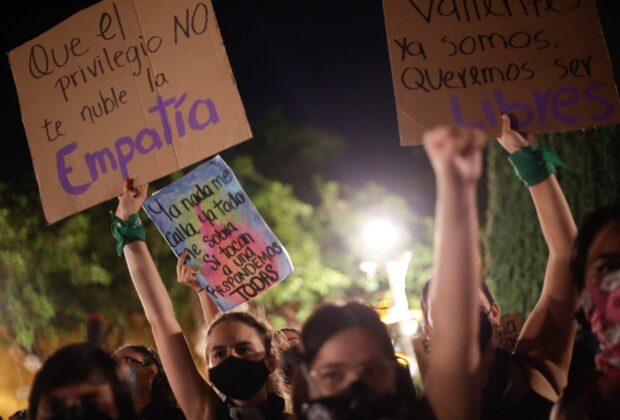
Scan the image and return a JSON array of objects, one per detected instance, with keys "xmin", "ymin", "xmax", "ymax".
[
  {"xmin": 29, "ymin": 342, "xmax": 136, "ymax": 419},
  {"xmin": 115, "ymin": 344, "xmax": 179, "ymax": 408},
  {"xmin": 571, "ymin": 205, "xmax": 620, "ymax": 292},
  {"xmin": 206, "ymin": 311, "xmax": 285, "ymax": 397},
  {"xmin": 292, "ymin": 301, "xmax": 417, "ymax": 416}
]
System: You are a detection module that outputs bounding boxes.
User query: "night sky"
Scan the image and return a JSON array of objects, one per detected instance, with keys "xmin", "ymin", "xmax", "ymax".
[{"xmin": 1, "ymin": 1, "xmax": 429, "ymax": 216}]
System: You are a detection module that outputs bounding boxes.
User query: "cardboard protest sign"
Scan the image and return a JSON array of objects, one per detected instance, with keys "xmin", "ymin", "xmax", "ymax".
[
  {"xmin": 8, "ymin": 0, "xmax": 251, "ymax": 223},
  {"xmin": 383, "ymin": 0, "xmax": 620, "ymax": 145},
  {"xmin": 143, "ymin": 156, "xmax": 293, "ymax": 311},
  {"xmin": 494, "ymin": 312, "xmax": 525, "ymax": 352},
  {"xmin": 413, "ymin": 312, "xmax": 525, "ymax": 381}
]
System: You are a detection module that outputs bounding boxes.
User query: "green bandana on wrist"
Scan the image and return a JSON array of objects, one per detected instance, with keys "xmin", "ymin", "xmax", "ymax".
[
  {"xmin": 508, "ymin": 145, "xmax": 573, "ymax": 187},
  {"xmin": 111, "ymin": 212, "xmax": 146, "ymax": 256}
]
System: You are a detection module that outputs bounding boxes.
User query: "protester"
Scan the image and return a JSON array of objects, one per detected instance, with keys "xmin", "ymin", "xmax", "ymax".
[
  {"xmin": 177, "ymin": 253, "xmax": 303, "ymax": 390},
  {"xmin": 551, "ymin": 205, "xmax": 620, "ymax": 419},
  {"xmin": 419, "ymin": 115, "xmax": 578, "ymax": 419},
  {"xmin": 114, "ymin": 181, "xmax": 292, "ymax": 419},
  {"xmin": 278, "ymin": 328, "xmax": 301, "ymax": 350},
  {"xmin": 112, "ymin": 344, "xmax": 185, "ymax": 420},
  {"xmin": 291, "ymin": 126, "xmax": 486, "ymax": 419},
  {"xmin": 28, "ymin": 342, "xmax": 136, "ymax": 420}
]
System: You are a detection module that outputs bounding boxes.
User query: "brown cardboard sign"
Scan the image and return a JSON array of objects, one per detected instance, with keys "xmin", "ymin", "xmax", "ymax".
[
  {"xmin": 415, "ymin": 312, "xmax": 525, "ymax": 382},
  {"xmin": 494, "ymin": 312, "xmax": 525, "ymax": 352},
  {"xmin": 383, "ymin": 0, "xmax": 620, "ymax": 145},
  {"xmin": 8, "ymin": 0, "xmax": 251, "ymax": 223}
]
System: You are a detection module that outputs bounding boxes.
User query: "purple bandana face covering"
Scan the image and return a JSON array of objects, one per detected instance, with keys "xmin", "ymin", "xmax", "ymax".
[{"xmin": 582, "ymin": 270, "xmax": 620, "ymax": 377}]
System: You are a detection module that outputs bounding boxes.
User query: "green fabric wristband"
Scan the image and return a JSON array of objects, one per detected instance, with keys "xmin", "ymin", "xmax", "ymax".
[
  {"xmin": 111, "ymin": 212, "xmax": 146, "ymax": 256},
  {"xmin": 508, "ymin": 145, "xmax": 572, "ymax": 187}
]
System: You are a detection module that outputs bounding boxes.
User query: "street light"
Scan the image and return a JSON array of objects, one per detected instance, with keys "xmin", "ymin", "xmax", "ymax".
[
  {"xmin": 359, "ymin": 215, "xmax": 417, "ymax": 374},
  {"xmin": 360, "ymin": 217, "xmax": 403, "ymax": 258}
]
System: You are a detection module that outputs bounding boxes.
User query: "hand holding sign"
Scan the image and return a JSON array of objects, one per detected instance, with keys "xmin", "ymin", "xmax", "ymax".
[
  {"xmin": 176, "ymin": 250, "xmax": 203, "ymax": 294},
  {"xmin": 497, "ymin": 114, "xmax": 535, "ymax": 154},
  {"xmin": 116, "ymin": 179, "xmax": 148, "ymax": 221}
]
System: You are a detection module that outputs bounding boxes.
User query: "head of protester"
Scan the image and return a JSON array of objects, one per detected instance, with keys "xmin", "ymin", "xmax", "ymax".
[
  {"xmin": 274, "ymin": 328, "xmax": 302, "ymax": 386},
  {"xmin": 572, "ymin": 205, "xmax": 620, "ymax": 373},
  {"xmin": 552, "ymin": 205, "xmax": 620, "ymax": 419},
  {"xmin": 28, "ymin": 342, "xmax": 136, "ymax": 420},
  {"xmin": 292, "ymin": 301, "xmax": 419, "ymax": 419},
  {"xmin": 205, "ymin": 311, "xmax": 287, "ymax": 416},
  {"xmin": 112, "ymin": 344, "xmax": 184, "ymax": 420}
]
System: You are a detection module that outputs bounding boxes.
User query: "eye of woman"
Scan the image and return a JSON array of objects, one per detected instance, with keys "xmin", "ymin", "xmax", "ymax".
[
  {"xmin": 313, "ymin": 365, "xmax": 347, "ymax": 385},
  {"xmin": 210, "ymin": 348, "xmax": 227, "ymax": 361},
  {"xmin": 592, "ymin": 258, "xmax": 620, "ymax": 278},
  {"xmin": 234, "ymin": 343, "xmax": 255, "ymax": 357}
]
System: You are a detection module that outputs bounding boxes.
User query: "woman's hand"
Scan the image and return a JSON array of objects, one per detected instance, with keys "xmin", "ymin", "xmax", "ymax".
[
  {"xmin": 176, "ymin": 250, "xmax": 203, "ymax": 293},
  {"xmin": 423, "ymin": 126, "xmax": 486, "ymax": 185},
  {"xmin": 116, "ymin": 179, "xmax": 148, "ymax": 220},
  {"xmin": 497, "ymin": 114, "xmax": 535, "ymax": 154}
]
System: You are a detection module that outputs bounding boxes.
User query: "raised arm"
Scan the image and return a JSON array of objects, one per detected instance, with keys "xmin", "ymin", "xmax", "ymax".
[
  {"xmin": 497, "ymin": 115, "xmax": 578, "ymax": 396},
  {"xmin": 177, "ymin": 250, "xmax": 222, "ymax": 325},
  {"xmin": 423, "ymin": 127, "xmax": 485, "ymax": 420},
  {"xmin": 116, "ymin": 182, "xmax": 221, "ymax": 420}
]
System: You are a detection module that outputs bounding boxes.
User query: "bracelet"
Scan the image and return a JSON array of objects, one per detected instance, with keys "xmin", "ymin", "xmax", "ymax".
[
  {"xmin": 508, "ymin": 145, "xmax": 573, "ymax": 187},
  {"xmin": 111, "ymin": 212, "xmax": 146, "ymax": 256}
]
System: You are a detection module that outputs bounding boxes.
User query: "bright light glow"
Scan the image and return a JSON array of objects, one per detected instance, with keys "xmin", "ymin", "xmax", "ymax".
[
  {"xmin": 359, "ymin": 260, "xmax": 378, "ymax": 276},
  {"xmin": 361, "ymin": 217, "xmax": 402, "ymax": 255},
  {"xmin": 401, "ymin": 319, "xmax": 419, "ymax": 337}
]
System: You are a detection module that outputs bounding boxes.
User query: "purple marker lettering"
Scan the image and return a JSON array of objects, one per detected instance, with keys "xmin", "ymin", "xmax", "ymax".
[
  {"xmin": 450, "ymin": 96, "xmax": 485, "ymax": 128},
  {"xmin": 135, "ymin": 128, "xmax": 163, "ymax": 154},
  {"xmin": 114, "ymin": 136, "xmax": 135, "ymax": 180},
  {"xmin": 551, "ymin": 85, "xmax": 580, "ymax": 123},
  {"xmin": 532, "ymin": 88, "xmax": 553, "ymax": 124},
  {"xmin": 189, "ymin": 98, "xmax": 219, "ymax": 130},
  {"xmin": 585, "ymin": 82, "xmax": 614, "ymax": 122},
  {"xmin": 56, "ymin": 142, "xmax": 91, "ymax": 195},
  {"xmin": 147, "ymin": 95, "xmax": 176, "ymax": 144},
  {"xmin": 85, "ymin": 148, "xmax": 117, "ymax": 181}
]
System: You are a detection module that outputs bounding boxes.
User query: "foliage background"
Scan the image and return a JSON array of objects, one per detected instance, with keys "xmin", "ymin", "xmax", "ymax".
[{"xmin": 484, "ymin": 0, "xmax": 620, "ymax": 313}]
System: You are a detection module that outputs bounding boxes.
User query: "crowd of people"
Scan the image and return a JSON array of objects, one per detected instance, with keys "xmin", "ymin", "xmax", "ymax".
[{"xmin": 10, "ymin": 115, "xmax": 620, "ymax": 419}]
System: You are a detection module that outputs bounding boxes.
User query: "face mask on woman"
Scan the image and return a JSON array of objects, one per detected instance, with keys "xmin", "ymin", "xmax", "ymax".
[
  {"xmin": 209, "ymin": 356, "xmax": 270, "ymax": 400},
  {"xmin": 302, "ymin": 380, "xmax": 400, "ymax": 420},
  {"xmin": 582, "ymin": 269, "xmax": 620, "ymax": 376}
]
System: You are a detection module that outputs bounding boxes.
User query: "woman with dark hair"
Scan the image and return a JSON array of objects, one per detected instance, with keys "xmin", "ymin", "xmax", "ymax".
[
  {"xmin": 293, "ymin": 126, "xmax": 487, "ymax": 420},
  {"xmin": 292, "ymin": 302, "xmax": 420, "ymax": 419},
  {"xmin": 112, "ymin": 344, "xmax": 185, "ymax": 420},
  {"xmin": 28, "ymin": 342, "xmax": 137, "ymax": 420},
  {"xmin": 551, "ymin": 205, "xmax": 620, "ymax": 419},
  {"xmin": 113, "ymin": 181, "xmax": 291, "ymax": 420}
]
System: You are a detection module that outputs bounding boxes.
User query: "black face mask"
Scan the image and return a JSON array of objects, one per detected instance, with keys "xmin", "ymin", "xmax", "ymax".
[
  {"xmin": 280, "ymin": 347, "xmax": 298, "ymax": 385},
  {"xmin": 209, "ymin": 356, "xmax": 270, "ymax": 400},
  {"xmin": 47, "ymin": 400, "xmax": 116, "ymax": 420},
  {"xmin": 302, "ymin": 380, "xmax": 400, "ymax": 420},
  {"xmin": 479, "ymin": 310, "xmax": 494, "ymax": 352}
]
